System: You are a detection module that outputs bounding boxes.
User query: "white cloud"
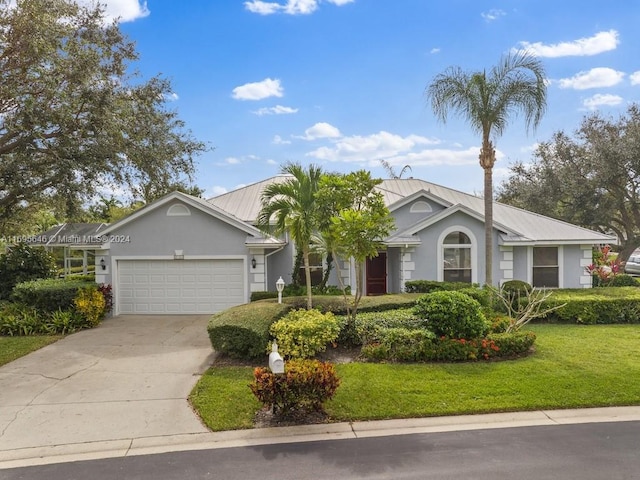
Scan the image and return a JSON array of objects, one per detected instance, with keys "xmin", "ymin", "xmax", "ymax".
[
  {"xmin": 225, "ymin": 157, "xmax": 241, "ymax": 165},
  {"xmin": 430, "ymin": 47, "xmax": 441, "ymax": 54},
  {"xmin": 80, "ymin": 0, "xmax": 150, "ymax": 23},
  {"xmin": 232, "ymin": 78, "xmax": 284, "ymax": 101},
  {"xmin": 300, "ymin": 122, "xmax": 342, "ymax": 140},
  {"xmin": 244, "ymin": 0, "xmax": 353, "ymax": 15},
  {"xmin": 207, "ymin": 186, "xmax": 228, "ymax": 198},
  {"xmin": 630, "ymin": 71, "xmax": 640, "ymax": 86},
  {"xmin": 272, "ymin": 135, "xmax": 292, "ymax": 145},
  {"xmin": 516, "ymin": 30, "xmax": 619, "ymax": 57},
  {"xmin": 583, "ymin": 94, "xmax": 623, "ymax": 110},
  {"xmin": 164, "ymin": 92, "xmax": 179, "ymax": 102},
  {"xmin": 558, "ymin": 67, "xmax": 624, "ymax": 90},
  {"xmin": 481, "ymin": 9, "xmax": 505, "ymax": 22},
  {"xmin": 252, "ymin": 105, "xmax": 299, "ymax": 116},
  {"xmin": 306, "ymin": 131, "xmax": 438, "ymax": 162}
]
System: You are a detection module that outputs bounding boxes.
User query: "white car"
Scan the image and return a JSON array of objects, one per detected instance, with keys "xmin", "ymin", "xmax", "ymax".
[{"xmin": 624, "ymin": 255, "xmax": 640, "ymax": 275}]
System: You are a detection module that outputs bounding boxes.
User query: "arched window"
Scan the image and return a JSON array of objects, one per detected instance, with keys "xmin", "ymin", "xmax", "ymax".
[
  {"xmin": 410, "ymin": 201, "xmax": 432, "ymax": 213},
  {"xmin": 440, "ymin": 229, "xmax": 474, "ymax": 283},
  {"xmin": 167, "ymin": 204, "xmax": 191, "ymax": 216}
]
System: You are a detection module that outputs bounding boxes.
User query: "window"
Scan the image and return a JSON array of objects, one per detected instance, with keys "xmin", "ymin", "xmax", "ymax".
[
  {"xmin": 410, "ymin": 201, "xmax": 432, "ymax": 213},
  {"xmin": 166, "ymin": 204, "xmax": 191, "ymax": 216},
  {"xmin": 532, "ymin": 247, "xmax": 559, "ymax": 287},
  {"xmin": 443, "ymin": 231, "xmax": 472, "ymax": 283}
]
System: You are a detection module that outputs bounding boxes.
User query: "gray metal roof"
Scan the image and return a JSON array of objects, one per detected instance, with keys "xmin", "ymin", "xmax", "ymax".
[
  {"xmin": 28, "ymin": 223, "xmax": 109, "ymax": 247},
  {"xmin": 208, "ymin": 176, "xmax": 615, "ymax": 245}
]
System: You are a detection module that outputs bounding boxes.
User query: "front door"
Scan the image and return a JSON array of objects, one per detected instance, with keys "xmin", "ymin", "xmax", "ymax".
[{"xmin": 366, "ymin": 252, "xmax": 387, "ymax": 295}]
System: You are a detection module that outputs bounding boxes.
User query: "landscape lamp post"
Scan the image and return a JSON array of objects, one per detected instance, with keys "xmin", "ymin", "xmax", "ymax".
[{"xmin": 276, "ymin": 276, "xmax": 285, "ymax": 304}]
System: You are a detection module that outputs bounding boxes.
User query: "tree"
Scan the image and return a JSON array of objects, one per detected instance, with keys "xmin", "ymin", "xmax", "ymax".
[
  {"xmin": 425, "ymin": 51, "xmax": 547, "ymax": 285},
  {"xmin": 0, "ymin": 0, "xmax": 207, "ymax": 233},
  {"xmin": 256, "ymin": 163, "xmax": 324, "ymax": 310},
  {"xmin": 498, "ymin": 104, "xmax": 640, "ymax": 263},
  {"xmin": 379, "ymin": 159, "xmax": 412, "ymax": 179},
  {"xmin": 316, "ymin": 171, "xmax": 394, "ymax": 320},
  {"xmin": 0, "ymin": 243, "xmax": 57, "ymax": 300}
]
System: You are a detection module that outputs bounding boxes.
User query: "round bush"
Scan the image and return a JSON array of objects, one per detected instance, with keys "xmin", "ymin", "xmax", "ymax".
[
  {"xmin": 413, "ymin": 291, "xmax": 489, "ymax": 339},
  {"xmin": 270, "ymin": 309, "xmax": 341, "ymax": 358},
  {"xmin": 501, "ymin": 280, "xmax": 532, "ymax": 296}
]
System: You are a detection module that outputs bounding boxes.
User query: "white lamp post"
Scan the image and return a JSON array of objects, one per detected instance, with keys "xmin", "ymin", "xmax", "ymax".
[{"xmin": 276, "ymin": 276, "xmax": 285, "ymax": 304}]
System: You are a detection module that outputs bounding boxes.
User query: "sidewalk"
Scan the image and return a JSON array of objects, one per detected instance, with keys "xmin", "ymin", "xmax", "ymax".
[{"xmin": 2, "ymin": 406, "xmax": 640, "ymax": 469}]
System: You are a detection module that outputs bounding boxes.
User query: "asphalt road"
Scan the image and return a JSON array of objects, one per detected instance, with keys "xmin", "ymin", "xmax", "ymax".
[{"xmin": 3, "ymin": 421, "xmax": 639, "ymax": 480}]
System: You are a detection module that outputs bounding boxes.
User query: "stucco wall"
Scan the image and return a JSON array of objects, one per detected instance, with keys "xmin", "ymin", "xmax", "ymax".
[{"xmin": 391, "ymin": 199, "xmax": 446, "ymax": 232}]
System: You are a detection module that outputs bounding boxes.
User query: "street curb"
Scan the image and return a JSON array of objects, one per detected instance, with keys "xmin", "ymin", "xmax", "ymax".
[{"xmin": 2, "ymin": 406, "xmax": 640, "ymax": 470}]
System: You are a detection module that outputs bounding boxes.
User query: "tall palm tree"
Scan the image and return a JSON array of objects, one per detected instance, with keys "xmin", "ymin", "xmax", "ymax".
[
  {"xmin": 426, "ymin": 51, "xmax": 547, "ymax": 285},
  {"xmin": 256, "ymin": 162, "xmax": 323, "ymax": 309}
]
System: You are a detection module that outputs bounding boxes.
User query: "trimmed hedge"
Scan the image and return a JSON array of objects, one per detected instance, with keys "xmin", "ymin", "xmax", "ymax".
[
  {"xmin": 542, "ymin": 287, "xmax": 640, "ymax": 324},
  {"xmin": 207, "ymin": 301, "xmax": 290, "ymax": 359},
  {"xmin": 12, "ymin": 278, "xmax": 94, "ymax": 312},
  {"xmin": 360, "ymin": 331, "xmax": 535, "ymax": 363},
  {"xmin": 404, "ymin": 280, "xmax": 479, "ymax": 294}
]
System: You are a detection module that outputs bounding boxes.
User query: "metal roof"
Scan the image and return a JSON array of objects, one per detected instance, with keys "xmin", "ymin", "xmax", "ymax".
[{"xmin": 208, "ymin": 176, "xmax": 616, "ymax": 245}]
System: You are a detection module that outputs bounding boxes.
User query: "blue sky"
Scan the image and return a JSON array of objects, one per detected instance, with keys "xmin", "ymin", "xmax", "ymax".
[{"xmin": 98, "ymin": 0, "xmax": 640, "ymax": 198}]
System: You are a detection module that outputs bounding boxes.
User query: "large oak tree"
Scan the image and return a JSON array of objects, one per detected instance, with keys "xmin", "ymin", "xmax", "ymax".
[
  {"xmin": 0, "ymin": 0, "xmax": 206, "ymax": 234},
  {"xmin": 499, "ymin": 104, "xmax": 640, "ymax": 262}
]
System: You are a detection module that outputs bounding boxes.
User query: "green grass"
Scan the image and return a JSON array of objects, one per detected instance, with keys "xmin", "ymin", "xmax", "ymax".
[
  {"xmin": 191, "ymin": 324, "xmax": 640, "ymax": 430},
  {"xmin": 0, "ymin": 335, "xmax": 62, "ymax": 367}
]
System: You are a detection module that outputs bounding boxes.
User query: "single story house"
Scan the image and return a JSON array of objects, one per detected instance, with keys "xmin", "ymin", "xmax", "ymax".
[{"xmin": 92, "ymin": 176, "xmax": 615, "ymax": 315}]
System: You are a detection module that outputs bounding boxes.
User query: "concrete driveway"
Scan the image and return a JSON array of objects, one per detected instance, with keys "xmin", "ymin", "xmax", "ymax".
[{"xmin": 0, "ymin": 315, "xmax": 215, "ymax": 457}]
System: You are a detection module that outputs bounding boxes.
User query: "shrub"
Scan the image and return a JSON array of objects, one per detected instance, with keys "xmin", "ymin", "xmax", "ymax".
[
  {"xmin": 360, "ymin": 327, "xmax": 435, "ymax": 362},
  {"xmin": 73, "ymin": 287, "xmax": 106, "ymax": 327},
  {"xmin": 457, "ymin": 286, "xmax": 491, "ymax": 307},
  {"xmin": 501, "ymin": 280, "xmax": 532, "ymax": 296},
  {"xmin": 608, "ymin": 274, "xmax": 638, "ymax": 287},
  {"xmin": 541, "ymin": 288, "xmax": 640, "ymax": 324},
  {"xmin": 487, "ymin": 331, "xmax": 537, "ymax": 357},
  {"xmin": 413, "ymin": 291, "xmax": 489, "ymax": 339},
  {"xmin": 0, "ymin": 303, "xmax": 43, "ymax": 336},
  {"xmin": 404, "ymin": 280, "xmax": 477, "ymax": 294},
  {"xmin": 98, "ymin": 284, "xmax": 113, "ymax": 313},
  {"xmin": 249, "ymin": 359, "xmax": 340, "ymax": 414},
  {"xmin": 348, "ymin": 308, "xmax": 422, "ymax": 345},
  {"xmin": 208, "ymin": 302, "xmax": 290, "ymax": 359},
  {"xmin": 0, "ymin": 243, "xmax": 57, "ymax": 300},
  {"xmin": 487, "ymin": 313, "xmax": 514, "ymax": 333},
  {"xmin": 12, "ymin": 278, "xmax": 90, "ymax": 312},
  {"xmin": 45, "ymin": 309, "xmax": 87, "ymax": 335},
  {"xmin": 270, "ymin": 309, "xmax": 341, "ymax": 358}
]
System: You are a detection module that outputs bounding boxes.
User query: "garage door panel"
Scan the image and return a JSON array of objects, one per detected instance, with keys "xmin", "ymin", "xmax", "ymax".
[{"xmin": 118, "ymin": 259, "xmax": 245, "ymax": 314}]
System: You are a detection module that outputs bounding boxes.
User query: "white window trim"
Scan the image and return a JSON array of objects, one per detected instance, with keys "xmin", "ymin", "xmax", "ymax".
[
  {"xmin": 437, "ymin": 226, "xmax": 477, "ymax": 283},
  {"xmin": 527, "ymin": 246, "xmax": 564, "ymax": 288},
  {"xmin": 410, "ymin": 201, "xmax": 432, "ymax": 213},
  {"xmin": 166, "ymin": 204, "xmax": 191, "ymax": 216}
]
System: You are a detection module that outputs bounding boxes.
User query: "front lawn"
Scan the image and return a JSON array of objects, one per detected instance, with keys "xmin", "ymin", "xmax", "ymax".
[
  {"xmin": 0, "ymin": 335, "xmax": 62, "ymax": 367},
  {"xmin": 190, "ymin": 324, "xmax": 640, "ymax": 431}
]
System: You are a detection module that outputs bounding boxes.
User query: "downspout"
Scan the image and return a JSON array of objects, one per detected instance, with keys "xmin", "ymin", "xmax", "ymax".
[{"xmin": 264, "ymin": 245, "xmax": 286, "ymax": 291}]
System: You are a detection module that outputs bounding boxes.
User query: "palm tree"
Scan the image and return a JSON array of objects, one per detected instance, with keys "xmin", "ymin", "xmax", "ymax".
[
  {"xmin": 426, "ymin": 51, "xmax": 547, "ymax": 285},
  {"xmin": 256, "ymin": 162, "xmax": 323, "ymax": 309}
]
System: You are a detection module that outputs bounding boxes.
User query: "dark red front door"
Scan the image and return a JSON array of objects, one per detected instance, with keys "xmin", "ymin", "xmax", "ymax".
[{"xmin": 366, "ymin": 252, "xmax": 387, "ymax": 295}]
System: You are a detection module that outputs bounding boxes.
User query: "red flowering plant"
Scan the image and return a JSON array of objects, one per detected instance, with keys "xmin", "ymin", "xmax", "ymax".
[{"xmin": 585, "ymin": 245, "xmax": 622, "ymax": 287}]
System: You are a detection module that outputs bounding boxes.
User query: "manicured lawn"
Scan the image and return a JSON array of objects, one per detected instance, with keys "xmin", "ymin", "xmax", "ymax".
[
  {"xmin": 191, "ymin": 324, "xmax": 640, "ymax": 431},
  {"xmin": 0, "ymin": 336, "xmax": 62, "ymax": 367}
]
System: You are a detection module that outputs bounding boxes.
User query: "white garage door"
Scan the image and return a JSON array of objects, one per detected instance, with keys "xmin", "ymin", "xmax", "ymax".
[{"xmin": 117, "ymin": 259, "xmax": 245, "ymax": 314}]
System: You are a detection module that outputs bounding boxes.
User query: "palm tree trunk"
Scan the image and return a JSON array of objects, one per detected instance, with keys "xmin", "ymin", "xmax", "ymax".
[
  {"xmin": 480, "ymin": 140, "xmax": 495, "ymax": 286},
  {"xmin": 302, "ymin": 247, "xmax": 313, "ymax": 309}
]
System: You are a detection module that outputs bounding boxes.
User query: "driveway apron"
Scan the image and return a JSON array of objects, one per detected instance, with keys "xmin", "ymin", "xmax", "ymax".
[{"xmin": 0, "ymin": 315, "xmax": 215, "ymax": 455}]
